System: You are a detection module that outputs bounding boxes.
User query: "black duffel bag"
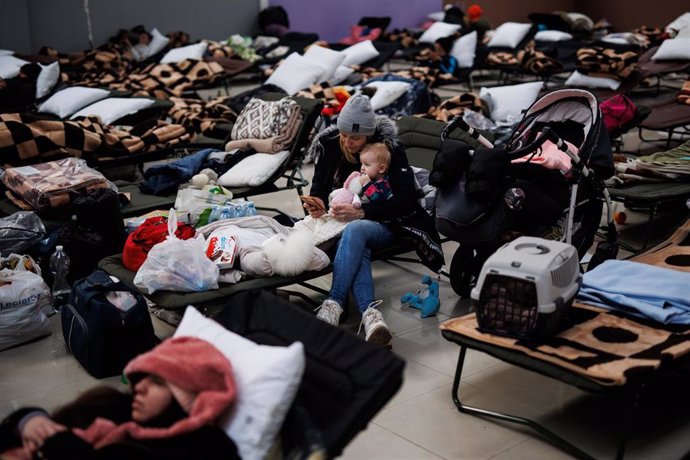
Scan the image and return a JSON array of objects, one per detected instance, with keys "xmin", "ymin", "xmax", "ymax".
[{"xmin": 61, "ymin": 270, "xmax": 157, "ymax": 378}]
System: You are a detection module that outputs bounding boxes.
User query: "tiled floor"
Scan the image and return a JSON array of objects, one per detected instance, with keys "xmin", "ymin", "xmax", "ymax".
[{"xmin": 1, "ymin": 81, "xmax": 689, "ymax": 459}]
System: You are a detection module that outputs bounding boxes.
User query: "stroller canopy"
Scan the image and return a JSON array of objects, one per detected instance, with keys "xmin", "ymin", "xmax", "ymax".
[{"xmin": 508, "ymin": 89, "xmax": 614, "ymax": 178}]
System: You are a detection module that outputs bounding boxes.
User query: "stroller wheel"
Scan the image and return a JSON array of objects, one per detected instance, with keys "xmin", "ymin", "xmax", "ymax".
[{"xmin": 449, "ymin": 246, "xmax": 476, "ymax": 298}]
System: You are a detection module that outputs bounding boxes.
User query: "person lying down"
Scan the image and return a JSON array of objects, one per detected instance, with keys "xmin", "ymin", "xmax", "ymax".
[{"xmin": 0, "ymin": 337, "xmax": 239, "ymax": 460}]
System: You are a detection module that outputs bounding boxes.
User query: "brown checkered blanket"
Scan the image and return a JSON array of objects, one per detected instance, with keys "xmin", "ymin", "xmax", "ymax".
[
  {"xmin": 41, "ymin": 33, "xmax": 230, "ymax": 99},
  {"xmin": 383, "ymin": 29, "xmax": 419, "ymax": 49},
  {"xmin": 360, "ymin": 66, "xmax": 440, "ymax": 89},
  {"xmin": 577, "ymin": 46, "xmax": 639, "ymax": 81},
  {"xmin": 168, "ymin": 96, "xmax": 237, "ymax": 139},
  {"xmin": 632, "ymin": 26, "xmax": 664, "ymax": 47},
  {"xmin": 76, "ymin": 59, "xmax": 226, "ymax": 99},
  {"xmin": 0, "ymin": 113, "xmax": 189, "ymax": 165},
  {"xmin": 516, "ymin": 41, "xmax": 564, "ymax": 76},
  {"xmin": 486, "ymin": 51, "xmax": 520, "ymax": 67},
  {"xmin": 488, "ymin": 41, "xmax": 563, "ymax": 76},
  {"xmin": 421, "ymin": 93, "xmax": 487, "ymax": 122}
]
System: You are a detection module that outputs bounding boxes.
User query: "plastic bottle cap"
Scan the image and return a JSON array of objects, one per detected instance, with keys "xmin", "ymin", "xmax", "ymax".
[{"xmin": 56, "ymin": 245, "xmax": 63, "ymax": 251}]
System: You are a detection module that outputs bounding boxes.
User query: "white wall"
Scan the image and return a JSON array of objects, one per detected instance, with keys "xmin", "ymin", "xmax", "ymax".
[
  {"xmin": 0, "ymin": 0, "xmax": 261, "ymax": 54},
  {"xmin": 0, "ymin": 0, "xmax": 32, "ymax": 54}
]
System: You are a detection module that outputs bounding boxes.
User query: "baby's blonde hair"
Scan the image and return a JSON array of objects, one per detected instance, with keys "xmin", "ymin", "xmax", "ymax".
[{"xmin": 361, "ymin": 142, "xmax": 391, "ymax": 170}]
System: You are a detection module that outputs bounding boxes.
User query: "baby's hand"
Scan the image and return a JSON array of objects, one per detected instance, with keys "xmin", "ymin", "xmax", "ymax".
[{"xmin": 359, "ymin": 174, "xmax": 371, "ymax": 186}]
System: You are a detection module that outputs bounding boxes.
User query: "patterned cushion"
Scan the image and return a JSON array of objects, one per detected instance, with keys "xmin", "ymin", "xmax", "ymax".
[{"xmin": 231, "ymin": 97, "xmax": 300, "ymax": 141}]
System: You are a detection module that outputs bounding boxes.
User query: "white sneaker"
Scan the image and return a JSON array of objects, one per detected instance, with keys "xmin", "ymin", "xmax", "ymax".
[
  {"xmin": 315, "ymin": 299, "xmax": 343, "ymax": 326},
  {"xmin": 360, "ymin": 301, "xmax": 393, "ymax": 348}
]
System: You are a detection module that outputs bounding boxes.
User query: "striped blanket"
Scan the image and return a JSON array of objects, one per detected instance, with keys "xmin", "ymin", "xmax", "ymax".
[{"xmin": 0, "ymin": 113, "xmax": 189, "ymax": 164}]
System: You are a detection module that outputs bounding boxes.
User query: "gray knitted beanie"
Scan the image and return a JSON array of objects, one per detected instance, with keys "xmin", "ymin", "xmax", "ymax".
[{"xmin": 337, "ymin": 94, "xmax": 376, "ymax": 136}]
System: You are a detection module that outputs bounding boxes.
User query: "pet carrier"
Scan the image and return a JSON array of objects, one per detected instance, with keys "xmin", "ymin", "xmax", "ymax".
[
  {"xmin": 472, "ymin": 236, "xmax": 581, "ymax": 339},
  {"xmin": 432, "ymin": 89, "xmax": 618, "ymax": 297}
]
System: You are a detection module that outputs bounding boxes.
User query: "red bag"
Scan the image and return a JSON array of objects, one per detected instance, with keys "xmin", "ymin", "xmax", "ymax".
[
  {"xmin": 600, "ymin": 94, "xmax": 637, "ymax": 135},
  {"xmin": 122, "ymin": 216, "xmax": 196, "ymax": 271}
]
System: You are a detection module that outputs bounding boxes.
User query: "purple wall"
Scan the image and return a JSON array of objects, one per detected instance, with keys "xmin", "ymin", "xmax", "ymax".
[{"xmin": 269, "ymin": 0, "xmax": 441, "ymax": 43}]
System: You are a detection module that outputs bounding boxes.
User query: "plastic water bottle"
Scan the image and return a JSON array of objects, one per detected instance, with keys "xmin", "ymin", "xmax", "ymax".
[
  {"xmin": 219, "ymin": 205, "xmax": 234, "ymax": 221},
  {"xmin": 243, "ymin": 202, "xmax": 257, "ymax": 216},
  {"xmin": 208, "ymin": 205, "xmax": 221, "ymax": 223},
  {"xmin": 49, "ymin": 245, "xmax": 71, "ymax": 311}
]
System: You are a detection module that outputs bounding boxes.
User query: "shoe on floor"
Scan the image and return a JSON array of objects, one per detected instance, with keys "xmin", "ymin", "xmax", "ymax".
[
  {"xmin": 361, "ymin": 301, "xmax": 392, "ymax": 348},
  {"xmin": 315, "ymin": 299, "xmax": 343, "ymax": 326}
]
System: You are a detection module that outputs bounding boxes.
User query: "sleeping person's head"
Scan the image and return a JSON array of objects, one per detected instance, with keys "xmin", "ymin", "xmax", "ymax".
[
  {"xmin": 125, "ymin": 337, "xmax": 236, "ymax": 427},
  {"xmin": 434, "ymin": 36, "xmax": 454, "ymax": 57}
]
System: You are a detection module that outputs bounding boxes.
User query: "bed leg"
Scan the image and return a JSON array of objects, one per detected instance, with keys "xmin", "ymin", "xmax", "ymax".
[
  {"xmin": 614, "ymin": 383, "xmax": 645, "ymax": 460},
  {"xmin": 451, "ymin": 346, "xmax": 597, "ymax": 460}
]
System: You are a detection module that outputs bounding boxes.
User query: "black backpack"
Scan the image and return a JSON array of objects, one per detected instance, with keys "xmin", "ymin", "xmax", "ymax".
[
  {"xmin": 59, "ymin": 188, "xmax": 127, "ymax": 282},
  {"xmin": 61, "ymin": 270, "xmax": 157, "ymax": 378}
]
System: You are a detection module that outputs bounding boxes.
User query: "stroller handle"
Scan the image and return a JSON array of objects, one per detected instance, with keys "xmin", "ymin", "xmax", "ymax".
[{"xmin": 441, "ymin": 115, "xmax": 493, "ymax": 148}]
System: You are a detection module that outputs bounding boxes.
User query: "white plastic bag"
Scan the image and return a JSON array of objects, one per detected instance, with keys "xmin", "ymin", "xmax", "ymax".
[
  {"xmin": 0, "ymin": 253, "xmax": 42, "ymax": 275},
  {"xmin": 175, "ymin": 184, "xmax": 234, "ymax": 225},
  {"xmin": 134, "ymin": 210, "xmax": 219, "ymax": 294},
  {"xmin": 0, "ymin": 269, "xmax": 53, "ymax": 351}
]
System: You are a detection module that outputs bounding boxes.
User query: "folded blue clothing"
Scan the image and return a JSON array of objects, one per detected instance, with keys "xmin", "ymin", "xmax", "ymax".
[
  {"xmin": 140, "ymin": 148, "xmax": 217, "ymax": 195},
  {"xmin": 578, "ymin": 259, "xmax": 690, "ymax": 325}
]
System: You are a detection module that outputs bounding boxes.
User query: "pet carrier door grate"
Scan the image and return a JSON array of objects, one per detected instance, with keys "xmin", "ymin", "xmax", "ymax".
[{"xmin": 476, "ymin": 274, "xmax": 539, "ymax": 338}]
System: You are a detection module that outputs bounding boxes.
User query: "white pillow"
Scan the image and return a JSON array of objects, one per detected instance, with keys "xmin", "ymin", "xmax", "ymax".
[
  {"xmin": 487, "ymin": 22, "xmax": 532, "ymax": 49},
  {"xmin": 148, "ymin": 28, "xmax": 170, "ymax": 57},
  {"xmin": 0, "ymin": 49, "xmax": 13, "ymax": 56},
  {"xmin": 265, "ymin": 52, "xmax": 323, "ymax": 95},
  {"xmin": 535, "ymin": 30, "xmax": 574, "ymax": 42},
  {"xmin": 70, "ymin": 97, "xmax": 155, "ymax": 125},
  {"xmin": 340, "ymin": 40, "xmax": 380, "ymax": 66},
  {"xmin": 479, "ymin": 81, "xmax": 544, "ymax": 123},
  {"xmin": 175, "ymin": 307, "xmax": 305, "ymax": 460},
  {"xmin": 601, "ymin": 37, "xmax": 629, "ymax": 46},
  {"xmin": 303, "ymin": 45, "xmax": 346, "ymax": 82},
  {"xmin": 427, "ymin": 11, "xmax": 445, "ymax": 22},
  {"xmin": 0, "ymin": 55, "xmax": 29, "ymax": 79},
  {"xmin": 651, "ymin": 37, "xmax": 690, "ymax": 61},
  {"xmin": 666, "ymin": 12, "xmax": 690, "ymax": 36},
  {"xmin": 418, "ymin": 22, "xmax": 462, "ymax": 44},
  {"xmin": 218, "ymin": 150, "xmax": 291, "ymax": 187},
  {"xmin": 35, "ymin": 62, "xmax": 60, "ymax": 99},
  {"xmin": 364, "ymin": 81, "xmax": 410, "ymax": 111},
  {"xmin": 38, "ymin": 86, "xmax": 110, "ymax": 118},
  {"xmin": 564, "ymin": 71, "xmax": 621, "ymax": 90},
  {"xmin": 331, "ymin": 65, "xmax": 355, "ymax": 85},
  {"xmin": 451, "ymin": 31, "xmax": 477, "ymax": 69},
  {"xmin": 160, "ymin": 41, "xmax": 208, "ymax": 64}
]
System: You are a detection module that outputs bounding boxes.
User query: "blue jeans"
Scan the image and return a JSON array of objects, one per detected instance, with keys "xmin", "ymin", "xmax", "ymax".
[{"xmin": 329, "ymin": 220, "xmax": 396, "ymax": 313}]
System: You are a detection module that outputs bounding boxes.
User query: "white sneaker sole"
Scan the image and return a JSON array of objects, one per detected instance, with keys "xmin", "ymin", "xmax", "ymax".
[{"xmin": 366, "ymin": 324, "xmax": 393, "ymax": 348}]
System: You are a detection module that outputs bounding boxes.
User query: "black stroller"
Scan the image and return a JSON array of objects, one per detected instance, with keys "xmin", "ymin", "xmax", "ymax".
[{"xmin": 431, "ymin": 89, "xmax": 619, "ymax": 296}]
